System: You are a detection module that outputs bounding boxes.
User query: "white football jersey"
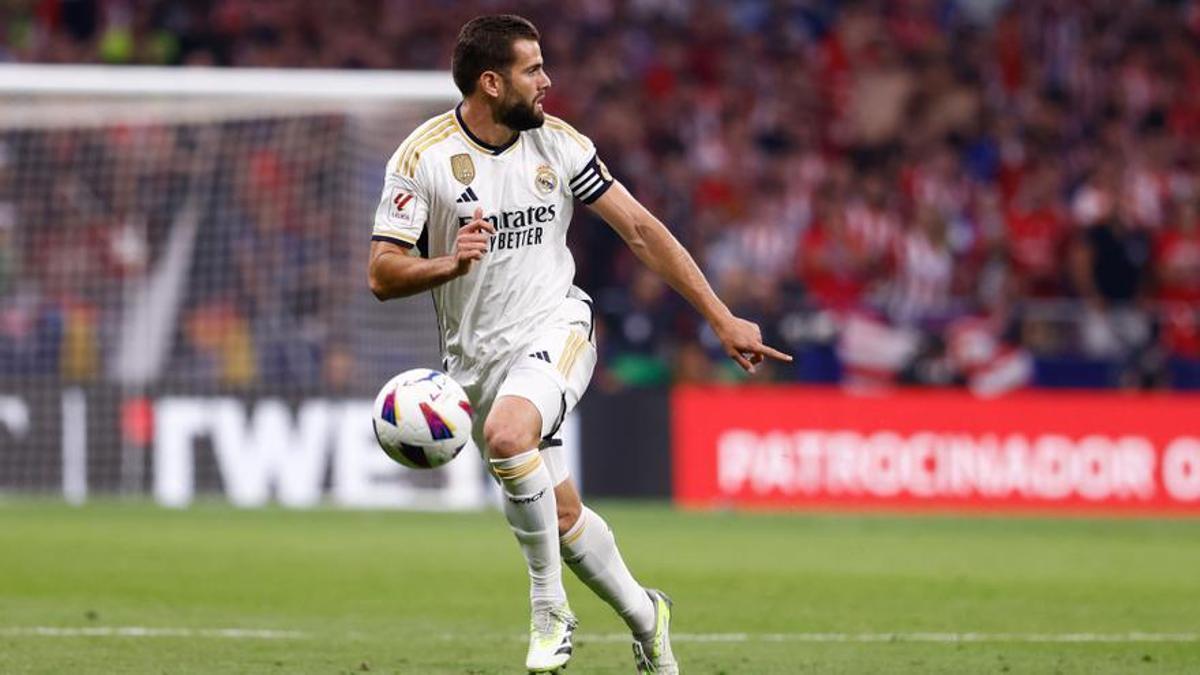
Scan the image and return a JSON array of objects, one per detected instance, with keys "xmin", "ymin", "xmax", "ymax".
[{"xmin": 373, "ymin": 104, "xmax": 613, "ymax": 380}]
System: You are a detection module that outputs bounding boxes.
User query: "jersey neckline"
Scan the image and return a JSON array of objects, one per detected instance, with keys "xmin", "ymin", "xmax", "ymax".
[{"xmin": 455, "ymin": 102, "xmax": 521, "ymax": 156}]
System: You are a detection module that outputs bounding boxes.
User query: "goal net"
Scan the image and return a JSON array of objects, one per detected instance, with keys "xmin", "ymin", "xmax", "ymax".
[{"xmin": 0, "ymin": 64, "xmax": 494, "ymax": 508}]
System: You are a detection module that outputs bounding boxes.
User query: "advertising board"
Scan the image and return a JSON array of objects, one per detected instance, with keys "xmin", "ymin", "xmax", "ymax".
[{"xmin": 673, "ymin": 387, "xmax": 1200, "ymax": 514}]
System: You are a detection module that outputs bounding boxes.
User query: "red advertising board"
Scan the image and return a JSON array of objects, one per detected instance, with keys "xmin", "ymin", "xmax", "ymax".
[{"xmin": 672, "ymin": 387, "xmax": 1200, "ymax": 514}]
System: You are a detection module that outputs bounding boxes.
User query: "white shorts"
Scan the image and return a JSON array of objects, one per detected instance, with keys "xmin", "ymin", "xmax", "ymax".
[{"xmin": 460, "ymin": 288, "xmax": 597, "ymax": 484}]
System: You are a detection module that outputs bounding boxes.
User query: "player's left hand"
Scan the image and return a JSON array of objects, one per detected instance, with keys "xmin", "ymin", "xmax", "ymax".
[{"xmin": 713, "ymin": 316, "xmax": 792, "ymax": 373}]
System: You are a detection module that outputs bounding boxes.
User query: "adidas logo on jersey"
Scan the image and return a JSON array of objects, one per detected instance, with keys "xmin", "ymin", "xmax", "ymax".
[
  {"xmin": 529, "ymin": 351, "xmax": 551, "ymax": 363},
  {"xmin": 455, "ymin": 186, "xmax": 479, "ymax": 203}
]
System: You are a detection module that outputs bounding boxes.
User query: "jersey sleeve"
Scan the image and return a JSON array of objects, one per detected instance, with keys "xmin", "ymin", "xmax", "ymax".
[
  {"xmin": 549, "ymin": 117, "xmax": 615, "ymax": 205},
  {"xmin": 372, "ymin": 166, "xmax": 429, "ymax": 256}
]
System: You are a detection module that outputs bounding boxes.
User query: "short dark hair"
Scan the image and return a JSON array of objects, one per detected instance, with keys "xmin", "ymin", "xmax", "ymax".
[{"xmin": 452, "ymin": 15, "xmax": 540, "ymax": 96}]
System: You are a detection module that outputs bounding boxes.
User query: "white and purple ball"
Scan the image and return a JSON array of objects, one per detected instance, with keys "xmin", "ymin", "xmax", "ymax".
[{"xmin": 372, "ymin": 368, "xmax": 473, "ymax": 469}]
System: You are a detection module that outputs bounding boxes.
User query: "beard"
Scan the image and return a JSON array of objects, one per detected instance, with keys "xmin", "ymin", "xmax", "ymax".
[{"xmin": 495, "ymin": 90, "xmax": 544, "ymax": 131}]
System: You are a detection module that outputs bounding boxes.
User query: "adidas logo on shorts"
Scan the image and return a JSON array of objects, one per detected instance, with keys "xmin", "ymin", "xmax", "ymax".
[{"xmin": 529, "ymin": 350, "xmax": 551, "ymax": 363}]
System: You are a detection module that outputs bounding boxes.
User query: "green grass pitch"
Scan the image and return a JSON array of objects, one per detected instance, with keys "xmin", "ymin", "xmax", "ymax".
[{"xmin": 1, "ymin": 501, "xmax": 1198, "ymax": 674}]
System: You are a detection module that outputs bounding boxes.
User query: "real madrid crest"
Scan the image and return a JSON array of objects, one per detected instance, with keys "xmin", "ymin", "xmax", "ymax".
[
  {"xmin": 450, "ymin": 154, "xmax": 475, "ymax": 185},
  {"xmin": 535, "ymin": 164, "xmax": 558, "ymax": 195}
]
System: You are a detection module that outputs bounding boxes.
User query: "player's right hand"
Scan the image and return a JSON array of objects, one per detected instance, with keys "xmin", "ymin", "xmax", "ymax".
[{"xmin": 453, "ymin": 207, "xmax": 495, "ymax": 276}]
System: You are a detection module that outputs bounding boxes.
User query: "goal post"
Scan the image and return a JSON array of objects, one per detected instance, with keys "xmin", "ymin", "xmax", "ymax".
[
  {"xmin": 0, "ymin": 64, "xmax": 505, "ymax": 509},
  {"xmin": 0, "ymin": 64, "xmax": 459, "ymax": 100}
]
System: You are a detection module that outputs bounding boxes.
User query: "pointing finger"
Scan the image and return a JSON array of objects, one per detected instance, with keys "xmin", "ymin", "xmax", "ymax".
[{"xmin": 757, "ymin": 343, "xmax": 793, "ymax": 362}]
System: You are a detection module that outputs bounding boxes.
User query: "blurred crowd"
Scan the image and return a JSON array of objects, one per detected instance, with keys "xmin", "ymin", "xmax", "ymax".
[
  {"xmin": 2, "ymin": 0, "xmax": 1200, "ymax": 392},
  {"xmin": 0, "ymin": 116, "xmax": 354, "ymax": 389}
]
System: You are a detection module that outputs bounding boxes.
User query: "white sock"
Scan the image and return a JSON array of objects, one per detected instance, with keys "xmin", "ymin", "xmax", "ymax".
[
  {"xmin": 490, "ymin": 449, "xmax": 566, "ymax": 609},
  {"xmin": 560, "ymin": 507, "xmax": 655, "ymax": 638}
]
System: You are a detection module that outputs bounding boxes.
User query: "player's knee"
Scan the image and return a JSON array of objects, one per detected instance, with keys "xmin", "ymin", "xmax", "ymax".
[
  {"xmin": 483, "ymin": 417, "xmax": 539, "ymax": 458},
  {"xmin": 557, "ymin": 500, "xmax": 581, "ymax": 536}
]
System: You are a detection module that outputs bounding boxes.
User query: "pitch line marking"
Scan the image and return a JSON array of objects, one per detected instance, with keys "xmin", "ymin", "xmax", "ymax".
[
  {"xmin": 0, "ymin": 626, "xmax": 307, "ymax": 639},
  {"xmin": 8, "ymin": 628, "xmax": 1197, "ymax": 644},
  {"xmin": 572, "ymin": 632, "xmax": 1200, "ymax": 644}
]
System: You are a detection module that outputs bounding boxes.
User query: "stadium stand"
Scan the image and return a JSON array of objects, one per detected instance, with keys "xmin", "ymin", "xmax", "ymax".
[{"xmin": 2, "ymin": 0, "xmax": 1198, "ymax": 391}]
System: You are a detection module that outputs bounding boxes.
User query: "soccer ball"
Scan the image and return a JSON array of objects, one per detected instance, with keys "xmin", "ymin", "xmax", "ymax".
[{"xmin": 372, "ymin": 368, "xmax": 474, "ymax": 469}]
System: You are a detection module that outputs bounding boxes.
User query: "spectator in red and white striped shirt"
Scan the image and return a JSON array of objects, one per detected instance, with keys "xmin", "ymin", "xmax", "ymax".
[{"xmin": 885, "ymin": 206, "xmax": 955, "ymax": 327}]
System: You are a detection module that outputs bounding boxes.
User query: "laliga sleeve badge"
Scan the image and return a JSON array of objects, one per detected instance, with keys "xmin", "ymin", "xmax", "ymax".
[
  {"xmin": 535, "ymin": 164, "xmax": 558, "ymax": 195},
  {"xmin": 390, "ymin": 188, "xmax": 414, "ymax": 222},
  {"xmin": 450, "ymin": 153, "xmax": 475, "ymax": 185}
]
